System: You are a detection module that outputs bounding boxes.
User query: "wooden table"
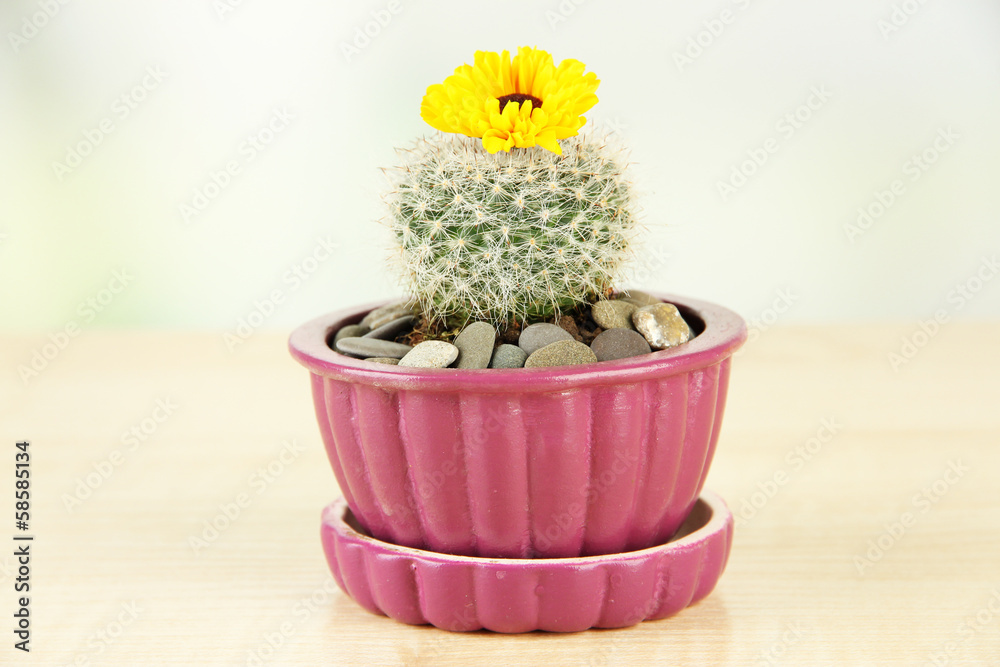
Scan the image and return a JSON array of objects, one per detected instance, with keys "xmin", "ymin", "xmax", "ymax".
[{"xmin": 2, "ymin": 324, "xmax": 998, "ymax": 666}]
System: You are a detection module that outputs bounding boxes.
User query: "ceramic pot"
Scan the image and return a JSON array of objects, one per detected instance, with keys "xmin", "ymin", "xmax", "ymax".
[{"xmin": 289, "ymin": 293, "xmax": 745, "ymax": 558}]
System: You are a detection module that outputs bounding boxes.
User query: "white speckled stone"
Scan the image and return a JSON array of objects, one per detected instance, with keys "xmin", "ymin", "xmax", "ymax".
[{"xmin": 398, "ymin": 341, "xmax": 460, "ymax": 368}]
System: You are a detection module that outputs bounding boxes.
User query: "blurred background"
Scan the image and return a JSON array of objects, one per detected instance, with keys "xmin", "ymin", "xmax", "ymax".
[{"xmin": 2, "ymin": 0, "xmax": 999, "ymax": 334}]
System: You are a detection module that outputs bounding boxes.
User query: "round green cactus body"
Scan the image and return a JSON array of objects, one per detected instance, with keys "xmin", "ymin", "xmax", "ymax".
[{"xmin": 385, "ymin": 131, "xmax": 639, "ymax": 328}]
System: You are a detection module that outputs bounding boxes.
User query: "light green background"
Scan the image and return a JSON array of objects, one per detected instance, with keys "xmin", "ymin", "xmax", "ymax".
[{"xmin": 2, "ymin": 0, "xmax": 999, "ymax": 332}]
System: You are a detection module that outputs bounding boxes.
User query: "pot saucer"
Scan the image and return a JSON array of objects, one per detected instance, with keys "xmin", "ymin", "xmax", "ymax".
[{"xmin": 320, "ymin": 491, "xmax": 733, "ymax": 633}]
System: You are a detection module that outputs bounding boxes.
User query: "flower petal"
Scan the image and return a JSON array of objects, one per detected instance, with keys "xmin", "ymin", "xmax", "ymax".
[{"xmin": 535, "ymin": 129, "xmax": 562, "ymax": 154}]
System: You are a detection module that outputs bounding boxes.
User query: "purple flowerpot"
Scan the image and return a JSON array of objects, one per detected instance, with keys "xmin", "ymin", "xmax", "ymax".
[{"xmin": 289, "ymin": 293, "xmax": 746, "ymax": 559}]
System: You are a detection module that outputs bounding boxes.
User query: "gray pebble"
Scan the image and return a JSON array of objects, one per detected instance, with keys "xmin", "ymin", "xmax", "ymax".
[
  {"xmin": 453, "ymin": 322, "xmax": 497, "ymax": 369},
  {"xmin": 590, "ymin": 328, "xmax": 652, "ymax": 362},
  {"xmin": 524, "ymin": 340, "xmax": 598, "ymax": 368},
  {"xmin": 618, "ymin": 289, "xmax": 661, "ymax": 307},
  {"xmin": 518, "ymin": 323, "xmax": 573, "ymax": 355},
  {"xmin": 591, "ymin": 300, "xmax": 637, "ymax": 330},
  {"xmin": 334, "ymin": 323, "xmax": 370, "ymax": 343},
  {"xmin": 632, "ymin": 303, "xmax": 693, "ymax": 350},
  {"xmin": 360, "ymin": 300, "xmax": 418, "ymax": 329},
  {"xmin": 365, "ymin": 357, "xmax": 399, "ymax": 365},
  {"xmin": 363, "ymin": 315, "xmax": 416, "ymax": 341},
  {"xmin": 489, "ymin": 344, "xmax": 528, "ymax": 369},
  {"xmin": 335, "ymin": 337, "xmax": 413, "ymax": 359},
  {"xmin": 398, "ymin": 341, "xmax": 459, "ymax": 368}
]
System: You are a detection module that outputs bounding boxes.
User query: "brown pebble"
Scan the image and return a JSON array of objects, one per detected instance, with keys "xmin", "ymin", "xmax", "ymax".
[
  {"xmin": 579, "ymin": 325, "xmax": 603, "ymax": 346},
  {"xmin": 555, "ymin": 315, "xmax": 582, "ymax": 342},
  {"xmin": 499, "ymin": 322, "xmax": 522, "ymax": 345}
]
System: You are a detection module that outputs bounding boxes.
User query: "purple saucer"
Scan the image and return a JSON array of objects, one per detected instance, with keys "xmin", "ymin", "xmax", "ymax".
[{"xmin": 320, "ymin": 491, "xmax": 733, "ymax": 633}]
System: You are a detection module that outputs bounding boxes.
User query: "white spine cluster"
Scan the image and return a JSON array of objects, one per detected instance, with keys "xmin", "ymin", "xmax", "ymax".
[{"xmin": 384, "ymin": 130, "xmax": 639, "ymax": 328}]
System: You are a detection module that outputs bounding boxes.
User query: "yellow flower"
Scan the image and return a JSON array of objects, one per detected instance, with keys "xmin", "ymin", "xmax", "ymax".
[{"xmin": 420, "ymin": 46, "xmax": 599, "ymax": 155}]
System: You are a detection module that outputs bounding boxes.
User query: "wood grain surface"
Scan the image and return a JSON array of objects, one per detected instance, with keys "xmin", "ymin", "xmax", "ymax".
[{"xmin": 1, "ymin": 324, "xmax": 998, "ymax": 666}]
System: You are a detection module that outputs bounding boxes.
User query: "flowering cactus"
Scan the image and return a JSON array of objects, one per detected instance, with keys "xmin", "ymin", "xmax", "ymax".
[{"xmin": 383, "ymin": 47, "xmax": 640, "ymax": 329}]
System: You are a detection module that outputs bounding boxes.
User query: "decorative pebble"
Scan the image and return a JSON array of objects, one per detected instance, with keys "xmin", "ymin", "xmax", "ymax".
[
  {"xmin": 590, "ymin": 328, "xmax": 652, "ymax": 362},
  {"xmin": 453, "ymin": 322, "xmax": 497, "ymax": 369},
  {"xmin": 365, "ymin": 357, "xmax": 400, "ymax": 365},
  {"xmin": 398, "ymin": 341, "xmax": 459, "ymax": 368},
  {"xmin": 524, "ymin": 340, "xmax": 598, "ymax": 368},
  {"xmin": 335, "ymin": 337, "xmax": 413, "ymax": 359},
  {"xmin": 591, "ymin": 300, "xmax": 637, "ymax": 331},
  {"xmin": 618, "ymin": 289, "xmax": 661, "ymax": 307},
  {"xmin": 555, "ymin": 315, "xmax": 582, "ymax": 342},
  {"xmin": 632, "ymin": 303, "xmax": 693, "ymax": 350},
  {"xmin": 363, "ymin": 315, "xmax": 416, "ymax": 341},
  {"xmin": 518, "ymin": 323, "xmax": 573, "ymax": 355},
  {"xmin": 334, "ymin": 324, "xmax": 370, "ymax": 343},
  {"xmin": 489, "ymin": 344, "xmax": 528, "ymax": 369},
  {"xmin": 360, "ymin": 300, "xmax": 418, "ymax": 329}
]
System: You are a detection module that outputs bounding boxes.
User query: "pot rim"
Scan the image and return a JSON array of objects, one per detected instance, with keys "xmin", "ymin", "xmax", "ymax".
[
  {"xmin": 323, "ymin": 490, "xmax": 731, "ymax": 566},
  {"xmin": 288, "ymin": 292, "xmax": 746, "ymax": 392}
]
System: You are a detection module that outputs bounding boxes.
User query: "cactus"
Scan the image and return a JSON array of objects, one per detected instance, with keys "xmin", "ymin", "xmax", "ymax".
[{"xmin": 384, "ymin": 129, "xmax": 639, "ymax": 329}]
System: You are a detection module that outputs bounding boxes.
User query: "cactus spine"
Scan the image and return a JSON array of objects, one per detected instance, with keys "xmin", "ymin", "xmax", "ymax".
[{"xmin": 384, "ymin": 130, "xmax": 639, "ymax": 329}]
